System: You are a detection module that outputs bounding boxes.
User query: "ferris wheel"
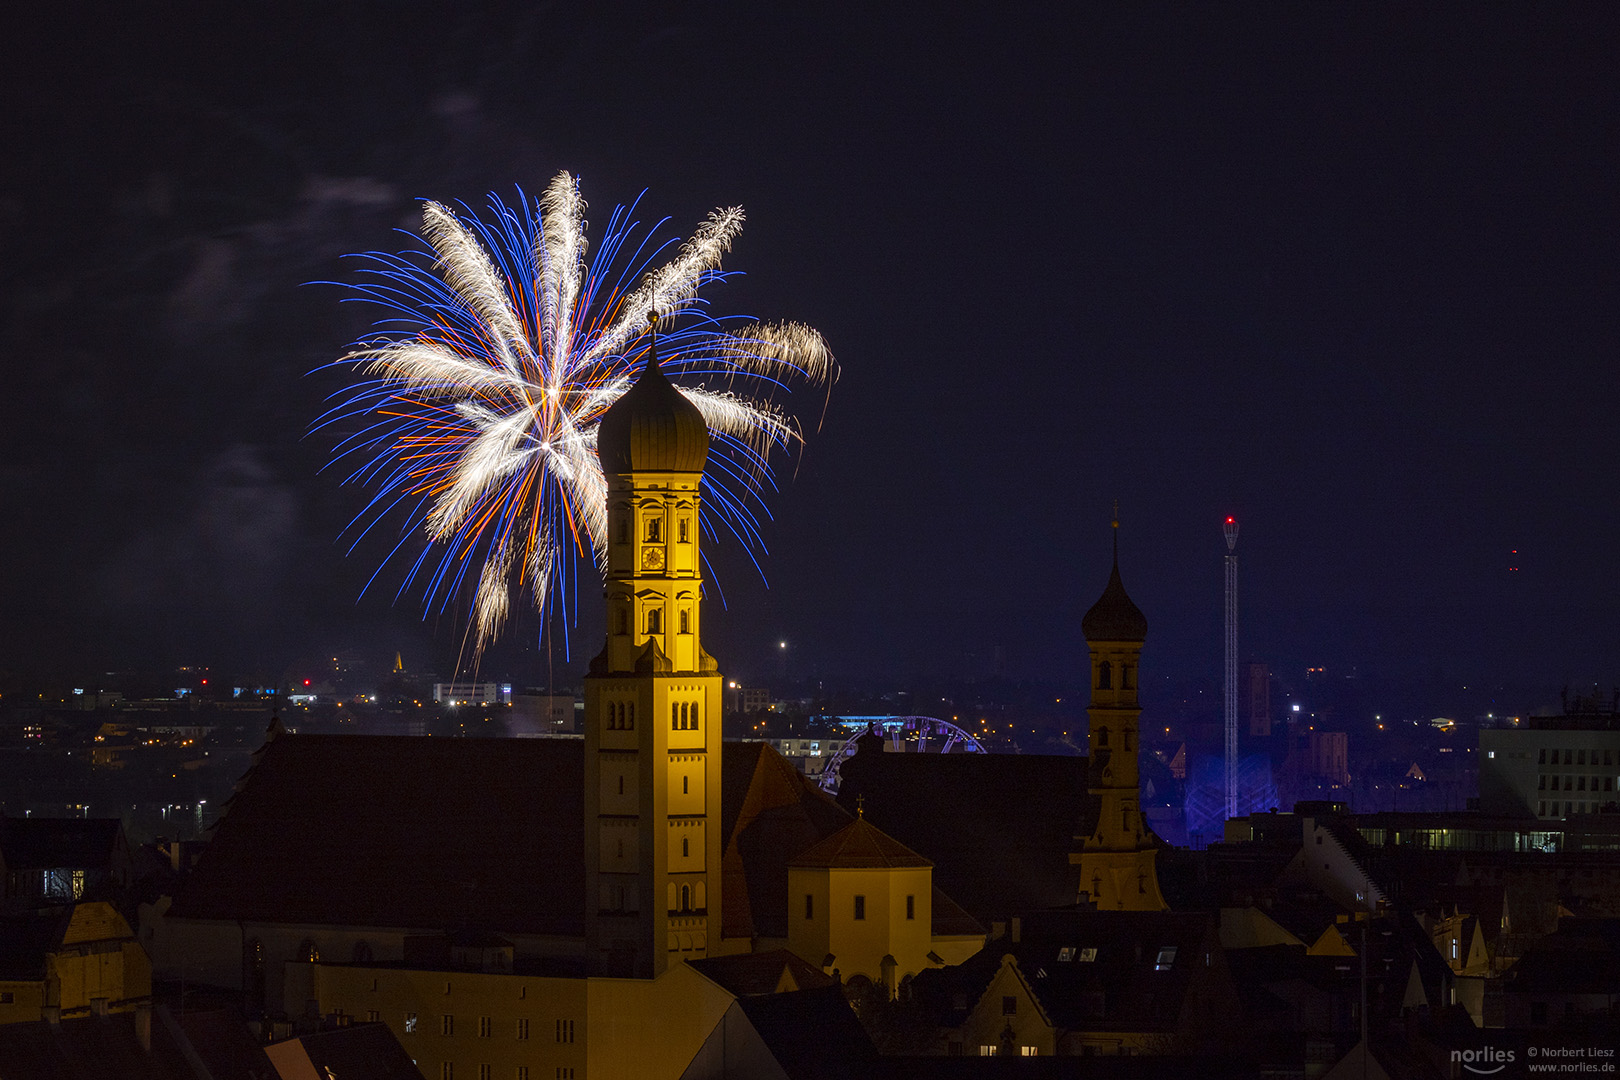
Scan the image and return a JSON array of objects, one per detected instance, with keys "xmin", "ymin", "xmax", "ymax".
[{"xmin": 816, "ymin": 715, "xmax": 988, "ymax": 794}]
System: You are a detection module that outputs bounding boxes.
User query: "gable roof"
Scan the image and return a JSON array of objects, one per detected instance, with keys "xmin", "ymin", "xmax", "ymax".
[
  {"xmin": 687, "ymin": 948, "xmax": 837, "ymax": 996},
  {"xmin": 788, "ymin": 817, "xmax": 930, "ymax": 869},
  {"xmin": 913, "ymin": 910, "xmax": 1221, "ymax": 1034}
]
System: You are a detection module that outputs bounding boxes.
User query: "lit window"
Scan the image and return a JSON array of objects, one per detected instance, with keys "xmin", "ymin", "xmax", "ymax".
[
  {"xmin": 405, "ymin": 1013, "xmax": 418, "ymax": 1033},
  {"xmin": 1021, "ymin": 1046, "xmax": 1039, "ymax": 1057},
  {"xmin": 443, "ymin": 1015, "xmax": 454, "ymax": 1036},
  {"xmin": 1078, "ymin": 947, "xmax": 1097, "ymax": 962},
  {"xmin": 1154, "ymin": 946, "xmax": 1177, "ymax": 971},
  {"xmin": 1057, "ymin": 947, "xmax": 1074, "ymax": 962},
  {"xmin": 979, "ymin": 1046, "xmax": 997, "ymax": 1056}
]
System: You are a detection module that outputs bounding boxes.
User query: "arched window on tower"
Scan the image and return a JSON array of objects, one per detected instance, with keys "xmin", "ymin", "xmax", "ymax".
[
  {"xmin": 617, "ymin": 515, "xmax": 629, "ymax": 544},
  {"xmin": 672, "ymin": 703, "xmax": 680, "ymax": 730},
  {"xmin": 680, "ymin": 884, "xmax": 691, "ymax": 912},
  {"xmin": 1098, "ymin": 662, "xmax": 1112, "ymax": 690},
  {"xmin": 646, "ymin": 517, "xmax": 662, "ymax": 543},
  {"xmin": 1097, "ymin": 727, "xmax": 1109, "ymax": 748},
  {"xmin": 681, "ymin": 838, "xmax": 689, "ymax": 858},
  {"xmin": 1121, "ymin": 664, "xmax": 1133, "ymax": 690},
  {"xmin": 616, "ymin": 609, "xmax": 628, "ymax": 635},
  {"xmin": 689, "ymin": 705, "xmax": 699, "ymax": 731},
  {"xmin": 647, "ymin": 609, "xmax": 662, "ymax": 634},
  {"xmin": 678, "ymin": 518, "xmax": 690, "ymax": 543},
  {"xmin": 679, "ymin": 609, "xmax": 690, "ymax": 634},
  {"xmin": 626, "ymin": 703, "xmax": 635, "ymax": 729}
]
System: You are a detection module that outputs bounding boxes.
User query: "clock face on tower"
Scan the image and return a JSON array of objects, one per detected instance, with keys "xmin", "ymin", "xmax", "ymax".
[{"xmin": 641, "ymin": 546, "xmax": 666, "ymax": 571}]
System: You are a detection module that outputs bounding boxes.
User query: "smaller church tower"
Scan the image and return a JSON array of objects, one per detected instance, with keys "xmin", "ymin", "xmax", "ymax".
[
  {"xmin": 1072, "ymin": 518, "xmax": 1168, "ymax": 911},
  {"xmin": 584, "ymin": 320, "xmax": 724, "ymax": 978}
]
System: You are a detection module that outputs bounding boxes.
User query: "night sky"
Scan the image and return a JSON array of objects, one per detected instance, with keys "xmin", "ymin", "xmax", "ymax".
[{"xmin": 5, "ymin": 4, "xmax": 1618, "ymax": 710}]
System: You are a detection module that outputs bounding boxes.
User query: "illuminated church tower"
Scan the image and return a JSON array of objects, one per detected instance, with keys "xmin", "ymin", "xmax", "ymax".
[
  {"xmin": 1072, "ymin": 519, "xmax": 1168, "ymax": 911},
  {"xmin": 585, "ymin": 323, "xmax": 724, "ymax": 978}
]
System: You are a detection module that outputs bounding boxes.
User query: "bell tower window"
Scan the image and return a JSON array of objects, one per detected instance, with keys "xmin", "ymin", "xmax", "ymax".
[
  {"xmin": 679, "ymin": 609, "xmax": 690, "ymax": 634},
  {"xmin": 645, "ymin": 517, "xmax": 662, "ymax": 543},
  {"xmin": 1098, "ymin": 662, "xmax": 1112, "ymax": 690},
  {"xmin": 678, "ymin": 518, "xmax": 690, "ymax": 543},
  {"xmin": 647, "ymin": 609, "xmax": 662, "ymax": 634}
]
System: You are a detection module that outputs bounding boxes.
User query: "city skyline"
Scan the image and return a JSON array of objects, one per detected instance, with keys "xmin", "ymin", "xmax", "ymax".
[{"xmin": 3, "ymin": 5, "xmax": 1617, "ymax": 703}]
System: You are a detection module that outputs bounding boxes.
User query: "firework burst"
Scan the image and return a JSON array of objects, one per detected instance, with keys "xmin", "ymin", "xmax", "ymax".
[{"xmin": 317, "ymin": 172, "xmax": 834, "ymax": 654}]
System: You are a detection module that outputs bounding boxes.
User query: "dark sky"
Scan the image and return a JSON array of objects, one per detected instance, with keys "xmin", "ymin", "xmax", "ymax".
[{"xmin": 4, "ymin": 4, "xmax": 1618, "ymax": 707}]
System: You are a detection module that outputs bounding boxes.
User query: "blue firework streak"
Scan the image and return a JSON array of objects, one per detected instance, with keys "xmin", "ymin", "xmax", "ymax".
[{"xmin": 313, "ymin": 172, "xmax": 835, "ymax": 654}]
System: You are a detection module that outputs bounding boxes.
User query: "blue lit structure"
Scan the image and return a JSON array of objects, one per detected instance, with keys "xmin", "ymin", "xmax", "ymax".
[{"xmin": 814, "ymin": 716, "xmax": 987, "ymax": 794}]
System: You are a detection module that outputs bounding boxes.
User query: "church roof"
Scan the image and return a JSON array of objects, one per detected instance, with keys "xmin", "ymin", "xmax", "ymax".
[
  {"xmin": 170, "ymin": 736, "xmax": 586, "ymax": 935},
  {"xmin": 788, "ymin": 816, "xmax": 931, "ymax": 869},
  {"xmin": 170, "ymin": 734, "xmax": 870, "ymax": 944},
  {"xmin": 835, "ymin": 748, "xmax": 1092, "ymax": 921},
  {"xmin": 596, "ymin": 337, "xmax": 708, "ymax": 474},
  {"xmin": 720, "ymin": 741, "xmax": 855, "ymax": 941},
  {"xmin": 1081, "ymin": 556, "xmax": 1147, "ymax": 643}
]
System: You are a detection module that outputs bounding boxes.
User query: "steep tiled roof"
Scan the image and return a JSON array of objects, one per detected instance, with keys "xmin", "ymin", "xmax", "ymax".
[
  {"xmin": 836, "ymin": 748, "xmax": 1091, "ymax": 921},
  {"xmin": 721, "ymin": 741, "xmax": 854, "ymax": 940},
  {"xmin": 170, "ymin": 735, "xmax": 860, "ymax": 942},
  {"xmin": 789, "ymin": 817, "xmax": 930, "ymax": 869},
  {"xmin": 170, "ymin": 735, "xmax": 586, "ymax": 934}
]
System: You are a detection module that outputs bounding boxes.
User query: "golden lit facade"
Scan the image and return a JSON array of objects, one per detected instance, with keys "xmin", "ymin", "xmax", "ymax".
[
  {"xmin": 1072, "ymin": 532, "xmax": 1168, "ymax": 911},
  {"xmin": 585, "ymin": 340, "xmax": 723, "ymax": 978}
]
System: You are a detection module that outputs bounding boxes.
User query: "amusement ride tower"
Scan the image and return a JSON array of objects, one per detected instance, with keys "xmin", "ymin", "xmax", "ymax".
[{"xmin": 1223, "ymin": 515, "xmax": 1240, "ymax": 822}]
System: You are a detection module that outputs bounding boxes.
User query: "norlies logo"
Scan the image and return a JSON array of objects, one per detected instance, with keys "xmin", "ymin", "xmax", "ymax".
[{"xmin": 1453, "ymin": 1047, "xmax": 1517, "ymax": 1075}]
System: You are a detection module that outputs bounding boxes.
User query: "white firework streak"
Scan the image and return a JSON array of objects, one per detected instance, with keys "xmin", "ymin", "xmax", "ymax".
[
  {"xmin": 425, "ymin": 403, "xmax": 536, "ymax": 540},
  {"xmin": 420, "ymin": 202, "xmax": 533, "ymax": 377},
  {"xmin": 585, "ymin": 207, "xmax": 745, "ymax": 364},
  {"xmin": 333, "ymin": 177, "xmax": 834, "ymax": 652},
  {"xmin": 537, "ymin": 172, "xmax": 586, "ymax": 382},
  {"xmin": 355, "ymin": 342, "xmax": 535, "ymax": 396},
  {"xmin": 718, "ymin": 321, "xmax": 837, "ymax": 385},
  {"xmin": 680, "ymin": 388, "xmax": 799, "ymax": 464}
]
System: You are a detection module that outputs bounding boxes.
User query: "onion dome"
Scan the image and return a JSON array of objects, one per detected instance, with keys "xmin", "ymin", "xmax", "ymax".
[
  {"xmin": 596, "ymin": 324, "xmax": 709, "ymax": 474},
  {"xmin": 1082, "ymin": 531, "xmax": 1148, "ymax": 643}
]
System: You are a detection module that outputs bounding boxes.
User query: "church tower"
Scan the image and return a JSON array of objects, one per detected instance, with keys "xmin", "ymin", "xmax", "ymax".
[
  {"xmin": 1072, "ymin": 519, "xmax": 1168, "ymax": 911},
  {"xmin": 585, "ymin": 322, "xmax": 724, "ymax": 978}
]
